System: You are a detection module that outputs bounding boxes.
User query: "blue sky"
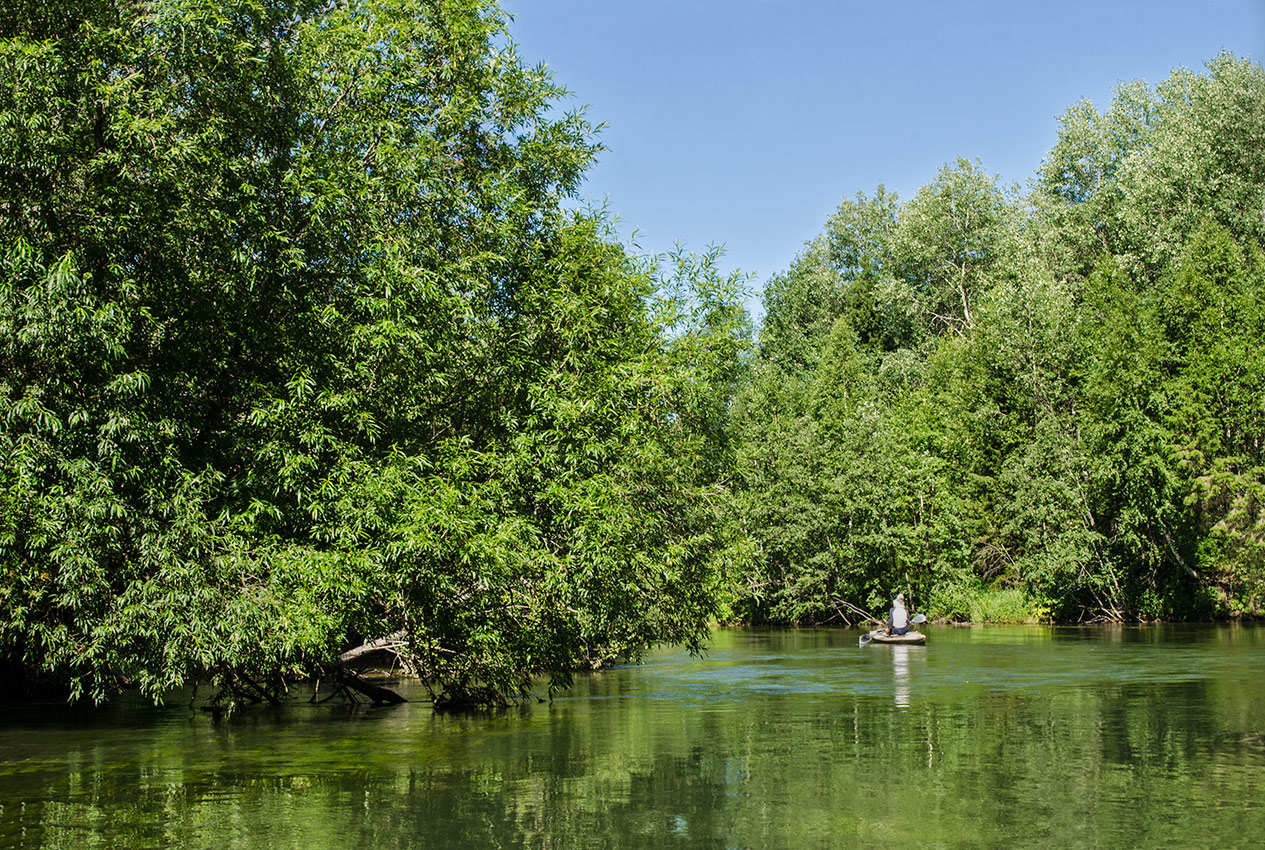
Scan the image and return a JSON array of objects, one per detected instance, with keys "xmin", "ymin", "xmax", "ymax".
[{"xmin": 500, "ymin": 1, "xmax": 1264, "ymax": 312}]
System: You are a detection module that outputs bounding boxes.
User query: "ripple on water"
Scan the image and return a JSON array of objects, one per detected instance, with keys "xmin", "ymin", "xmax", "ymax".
[{"xmin": 3, "ymin": 625, "xmax": 1264, "ymax": 850}]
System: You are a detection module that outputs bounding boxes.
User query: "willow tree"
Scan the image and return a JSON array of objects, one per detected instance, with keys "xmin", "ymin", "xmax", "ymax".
[{"xmin": 0, "ymin": 0, "xmax": 739, "ymax": 706}]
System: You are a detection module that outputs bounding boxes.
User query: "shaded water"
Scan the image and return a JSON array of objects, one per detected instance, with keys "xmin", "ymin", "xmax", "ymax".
[{"xmin": 2, "ymin": 625, "xmax": 1264, "ymax": 848}]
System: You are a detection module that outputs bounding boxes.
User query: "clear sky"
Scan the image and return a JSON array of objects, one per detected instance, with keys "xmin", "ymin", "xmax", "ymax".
[{"xmin": 500, "ymin": 1, "xmax": 1264, "ymax": 312}]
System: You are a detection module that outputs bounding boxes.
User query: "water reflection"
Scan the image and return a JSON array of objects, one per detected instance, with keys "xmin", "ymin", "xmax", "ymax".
[
  {"xmin": 891, "ymin": 646, "xmax": 911, "ymax": 707},
  {"xmin": 1, "ymin": 626, "xmax": 1263, "ymax": 849}
]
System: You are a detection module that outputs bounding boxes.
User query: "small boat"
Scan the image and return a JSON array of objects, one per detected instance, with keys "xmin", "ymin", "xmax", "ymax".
[{"xmin": 860, "ymin": 629, "xmax": 926, "ymax": 646}]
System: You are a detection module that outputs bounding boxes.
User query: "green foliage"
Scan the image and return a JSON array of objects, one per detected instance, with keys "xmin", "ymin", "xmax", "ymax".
[
  {"xmin": 896, "ymin": 158, "xmax": 1019, "ymax": 335},
  {"xmin": 930, "ymin": 583, "xmax": 1043, "ymax": 624},
  {"xmin": 1036, "ymin": 52, "xmax": 1265, "ymax": 283},
  {"xmin": 1155, "ymin": 224, "xmax": 1265, "ymax": 614},
  {"xmin": 4, "ymin": 5, "xmax": 1262, "ymax": 713},
  {"xmin": 0, "ymin": 0, "xmax": 746, "ymax": 706},
  {"xmin": 729, "ymin": 54, "xmax": 1265, "ymax": 626}
]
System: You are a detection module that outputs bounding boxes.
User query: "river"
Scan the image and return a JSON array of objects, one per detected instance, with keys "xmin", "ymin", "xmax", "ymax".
[{"xmin": 2, "ymin": 625, "xmax": 1263, "ymax": 848}]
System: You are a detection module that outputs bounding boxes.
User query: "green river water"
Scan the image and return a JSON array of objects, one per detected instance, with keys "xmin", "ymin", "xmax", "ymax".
[{"xmin": 2, "ymin": 625, "xmax": 1263, "ymax": 849}]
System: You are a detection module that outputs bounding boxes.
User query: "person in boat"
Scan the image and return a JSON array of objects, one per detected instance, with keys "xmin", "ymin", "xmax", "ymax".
[{"xmin": 888, "ymin": 593, "xmax": 910, "ymax": 636}]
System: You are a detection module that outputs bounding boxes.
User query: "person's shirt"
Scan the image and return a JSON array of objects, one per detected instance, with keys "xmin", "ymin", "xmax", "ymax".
[{"xmin": 890, "ymin": 604, "xmax": 909, "ymax": 629}]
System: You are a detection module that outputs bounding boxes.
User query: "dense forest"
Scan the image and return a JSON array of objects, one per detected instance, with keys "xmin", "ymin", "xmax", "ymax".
[
  {"xmin": 0, "ymin": 0, "xmax": 748, "ymax": 706},
  {"xmin": 728, "ymin": 53, "xmax": 1265, "ymax": 627},
  {"xmin": 1, "ymin": 0, "xmax": 1262, "ymax": 707}
]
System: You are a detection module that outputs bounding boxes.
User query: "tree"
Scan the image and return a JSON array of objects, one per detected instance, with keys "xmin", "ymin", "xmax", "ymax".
[
  {"xmin": 0, "ymin": 0, "xmax": 741, "ymax": 706},
  {"xmin": 895, "ymin": 158, "xmax": 1018, "ymax": 336},
  {"xmin": 727, "ymin": 55, "xmax": 1265, "ymax": 626},
  {"xmin": 1036, "ymin": 53, "xmax": 1265, "ymax": 284},
  {"xmin": 1155, "ymin": 224, "xmax": 1265, "ymax": 614}
]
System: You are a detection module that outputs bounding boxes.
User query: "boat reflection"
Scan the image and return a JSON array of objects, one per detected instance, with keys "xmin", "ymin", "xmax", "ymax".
[{"xmin": 892, "ymin": 646, "xmax": 911, "ymax": 707}]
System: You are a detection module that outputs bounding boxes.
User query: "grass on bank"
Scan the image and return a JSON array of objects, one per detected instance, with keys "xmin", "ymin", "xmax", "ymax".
[{"xmin": 930, "ymin": 584, "xmax": 1050, "ymax": 624}]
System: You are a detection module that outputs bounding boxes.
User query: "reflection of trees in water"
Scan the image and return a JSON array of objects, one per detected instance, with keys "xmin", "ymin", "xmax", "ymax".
[{"xmin": 3, "ymin": 671, "xmax": 1263, "ymax": 848}]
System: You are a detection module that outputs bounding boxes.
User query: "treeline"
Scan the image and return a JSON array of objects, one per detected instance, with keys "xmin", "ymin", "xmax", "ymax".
[
  {"xmin": 725, "ymin": 53, "xmax": 1265, "ymax": 626},
  {"xmin": 2, "ymin": 0, "xmax": 1262, "ymax": 709}
]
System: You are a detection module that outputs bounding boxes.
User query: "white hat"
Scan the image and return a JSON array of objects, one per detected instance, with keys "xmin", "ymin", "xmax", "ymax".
[{"xmin": 895, "ymin": 593, "xmax": 905, "ymax": 603}]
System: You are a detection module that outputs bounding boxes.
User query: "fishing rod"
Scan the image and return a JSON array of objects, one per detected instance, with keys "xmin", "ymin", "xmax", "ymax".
[{"xmin": 836, "ymin": 598, "xmax": 883, "ymax": 626}]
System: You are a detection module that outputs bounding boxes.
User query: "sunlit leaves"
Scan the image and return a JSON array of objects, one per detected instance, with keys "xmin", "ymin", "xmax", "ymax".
[
  {"xmin": 730, "ymin": 55, "xmax": 1265, "ymax": 625},
  {"xmin": 1, "ymin": 0, "xmax": 739, "ymax": 707}
]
